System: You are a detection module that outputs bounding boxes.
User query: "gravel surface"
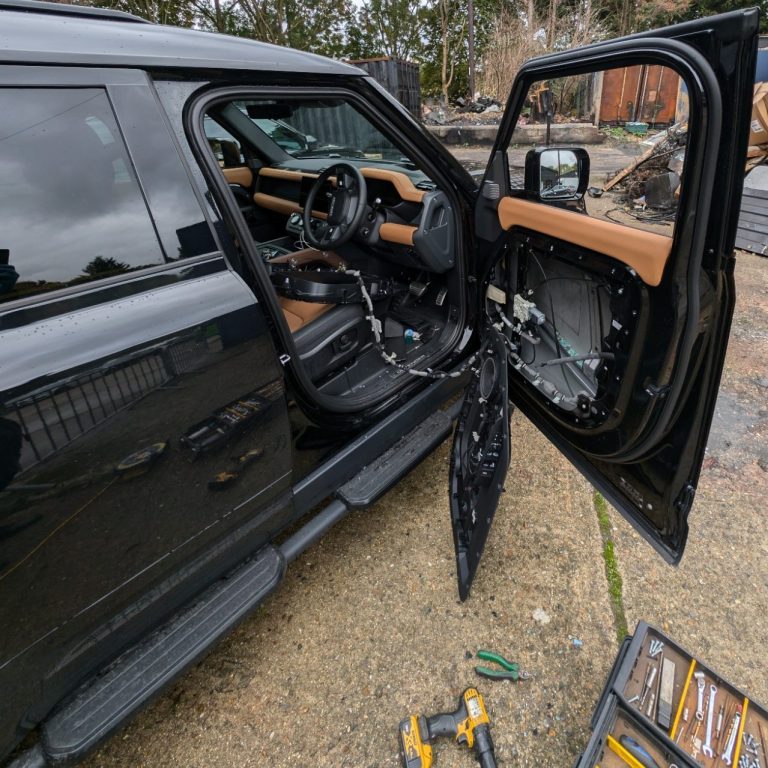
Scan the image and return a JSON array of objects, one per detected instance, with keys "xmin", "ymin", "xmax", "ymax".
[
  {"xmin": 83, "ymin": 154, "xmax": 767, "ymax": 768},
  {"xmin": 448, "ymin": 144, "xmax": 644, "ymax": 178},
  {"xmin": 612, "ymin": 250, "xmax": 768, "ymax": 704},
  {"xmin": 87, "ymin": 423, "xmax": 617, "ymax": 768}
]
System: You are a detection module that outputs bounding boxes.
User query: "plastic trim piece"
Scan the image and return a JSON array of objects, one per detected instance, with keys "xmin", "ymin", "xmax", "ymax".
[{"xmin": 41, "ymin": 546, "xmax": 285, "ymax": 763}]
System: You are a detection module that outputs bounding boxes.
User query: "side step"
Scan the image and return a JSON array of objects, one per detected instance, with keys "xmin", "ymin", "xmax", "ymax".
[
  {"xmin": 338, "ymin": 404, "xmax": 458, "ymax": 508},
  {"xmin": 41, "ymin": 546, "xmax": 285, "ymax": 765}
]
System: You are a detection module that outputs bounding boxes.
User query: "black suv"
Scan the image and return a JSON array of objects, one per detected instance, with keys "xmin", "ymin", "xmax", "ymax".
[{"xmin": 0, "ymin": 2, "xmax": 757, "ymax": 764}]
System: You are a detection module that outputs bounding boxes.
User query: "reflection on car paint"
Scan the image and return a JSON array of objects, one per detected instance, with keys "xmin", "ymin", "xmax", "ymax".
[
  {"xmin": 180, "ymin": 389, "xmax": 273, "ymax": 459},
  {"xmin": 0, "ymin": 259, "xmax": 292, "ymax": 732}
]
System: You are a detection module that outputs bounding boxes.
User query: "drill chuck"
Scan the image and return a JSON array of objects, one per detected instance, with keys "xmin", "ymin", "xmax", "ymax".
[{"xmin": 474, "ymin": 725, "xmax": 497, "ymax": 768}]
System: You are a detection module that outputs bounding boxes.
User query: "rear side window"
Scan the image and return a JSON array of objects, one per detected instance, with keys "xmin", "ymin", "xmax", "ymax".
[{"xmin": 0, "ymin": 88, "xmax": 165, "ymax": 304}]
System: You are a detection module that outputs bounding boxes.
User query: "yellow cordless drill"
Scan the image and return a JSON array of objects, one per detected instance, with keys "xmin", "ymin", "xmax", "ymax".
[{"xmin": 398, "ymin": 688, "xmax": 497, "ymax": 768}]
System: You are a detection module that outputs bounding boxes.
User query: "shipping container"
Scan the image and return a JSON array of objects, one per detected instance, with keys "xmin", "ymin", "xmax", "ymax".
[
  {"xmin": 348, "ymin": 56, "xmax": 421, "ymax": 117},
  {"xmin": 599, "ymin": 64, "xmax": 680, "ymax": 126}
]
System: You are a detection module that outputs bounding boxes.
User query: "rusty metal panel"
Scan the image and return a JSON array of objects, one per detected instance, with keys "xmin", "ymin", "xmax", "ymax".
[
  {"xmin": 600, "ymin": 65, "xmax": 642, "ymax": 123},
  {"xmin": 600, "ymin": 65, "xmax": 680, "ymax": 126},
  {"xmin": 638, "ymin": 65, "xmax": 679, "ymax": 123}
]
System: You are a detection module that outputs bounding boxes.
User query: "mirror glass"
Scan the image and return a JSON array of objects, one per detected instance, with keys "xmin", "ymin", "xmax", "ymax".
[{"xmin": 539, "ymin": 149, "xmax": 580, "ymax": 198}]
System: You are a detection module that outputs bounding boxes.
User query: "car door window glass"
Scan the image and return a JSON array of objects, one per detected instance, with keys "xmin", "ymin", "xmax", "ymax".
[
  {"xmin": 509, "ymin": 65, "xmax": 688, "ymax": 236},
  {"xmin": 233, "ymin": 98, "xmax": 417, "ymax": 166},
  {"xmin": 0, "ymin": 88, "xmax": 165, "ymax": 304}
]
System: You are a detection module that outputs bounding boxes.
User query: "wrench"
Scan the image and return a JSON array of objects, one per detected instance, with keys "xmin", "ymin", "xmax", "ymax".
[
  {"xmin": 702, "ymin": 684, "xmax": 717, "ymax": 758},
  {"xmin": 695, "ymin": 672, "xmax": 706, "ymax": 720},
  {"xmin": 723, "ymin": 709, "xmax": 742, "ymax": 766}
]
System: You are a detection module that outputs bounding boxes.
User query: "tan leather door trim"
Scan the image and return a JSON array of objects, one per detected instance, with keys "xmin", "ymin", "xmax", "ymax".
[
  {"xmin": 222, "ymin": 167, "xmax": 253, "ymax": 187},
  {"xmin": 498, "ymin": 197, "xmax": 672, "ymax": 287},
  {"xmin": 380, "ymin": 222, "xmax": 416, "ymax": 246},
  {"xmin": 253, "ymin": 192, "xmax": 327, "ymax": 220}
]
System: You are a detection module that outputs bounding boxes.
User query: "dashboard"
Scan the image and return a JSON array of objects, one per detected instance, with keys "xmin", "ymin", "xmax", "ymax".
[
  {"xmin": 253, "ymin": 167, "xmax": 430, "ymax": 247},
  {"xmin": 251, "ymin": 165, "xmax": 455, "ymax": 272}
]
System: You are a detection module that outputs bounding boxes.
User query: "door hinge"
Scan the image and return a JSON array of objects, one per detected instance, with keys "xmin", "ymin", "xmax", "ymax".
[
  {"xmin": 674, "ymin": 483, "xmax": 695, "ymax": 512},
  {"xmin": 645, "ymin": 383, "xmax": 670, "ymax": 398},
  {"xmin": 278, "ymin": 353, "xmax": 291, "ymax": 366}
]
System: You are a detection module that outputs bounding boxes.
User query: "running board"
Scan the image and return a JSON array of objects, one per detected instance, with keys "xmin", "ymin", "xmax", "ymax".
[
  {"xmin": 41, "ymin": 546, "xmax": 285, "ymax": 765},
  {"xmin": 338, "ymin": 404, "xmax": 458, "ymax": 508}
]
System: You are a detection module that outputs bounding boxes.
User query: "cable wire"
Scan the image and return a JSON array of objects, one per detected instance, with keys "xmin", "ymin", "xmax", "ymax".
[{"xmin": 349, "ymin": 270, "xmax": 486, "ymax": 380}]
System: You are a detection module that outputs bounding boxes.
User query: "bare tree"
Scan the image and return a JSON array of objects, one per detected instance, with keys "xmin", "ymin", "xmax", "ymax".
[
  {"xmin": 478, "ymin": 0, "xmax": 605, "ymax": 101},
  {"xmin": 437, "ymin": 0, "xmax": 466, "ymax": 104}
]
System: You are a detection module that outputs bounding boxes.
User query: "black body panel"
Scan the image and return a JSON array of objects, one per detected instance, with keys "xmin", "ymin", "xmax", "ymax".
[
  {"xmin": 0, "ymin": 66, "xmax": 292, "ymax": 758},
  {"xmin": 0, "ymin": 256, "xmax": 292, "ymax": 755}
]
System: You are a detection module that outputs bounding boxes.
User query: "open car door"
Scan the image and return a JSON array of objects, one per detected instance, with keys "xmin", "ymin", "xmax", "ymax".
[{"xmin": 450, "ymin": 9, "xmax": 758, "ymax": 599}]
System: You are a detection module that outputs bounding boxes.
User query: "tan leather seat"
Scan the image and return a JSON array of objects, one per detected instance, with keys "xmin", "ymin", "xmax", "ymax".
[{"xmin": 279, "ymin": 297, "xmax": 332, "ymax": 332}]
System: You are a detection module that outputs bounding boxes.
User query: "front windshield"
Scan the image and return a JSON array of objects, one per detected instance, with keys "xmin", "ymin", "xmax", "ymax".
[{"xmin": 234, "ymin": 99, "xmax": 418, "ymax": 169}]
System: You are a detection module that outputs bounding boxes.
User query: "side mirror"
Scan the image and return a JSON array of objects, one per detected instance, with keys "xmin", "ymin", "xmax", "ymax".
[{"xmin": 524, "ymin": 147, "xmax": 590, "ymax": 202}]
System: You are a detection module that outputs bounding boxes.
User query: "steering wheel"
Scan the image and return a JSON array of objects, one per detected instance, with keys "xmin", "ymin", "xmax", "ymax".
[{"xmin": 302, "ymin": 163, "xmax": 367, "ymax": 250}]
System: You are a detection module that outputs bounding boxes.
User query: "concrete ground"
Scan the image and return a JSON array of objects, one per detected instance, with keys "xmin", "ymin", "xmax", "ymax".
[
  {"xmin": 615, "ymin": 249, "xmax": 768, "ymax": 701},
  {"xmin": 449, "ymin": 143, "xmax": 645, "ymax": 178},
  {"xmin": 85, "ymin": 146, "xmax": 767, "ymax": 767}
]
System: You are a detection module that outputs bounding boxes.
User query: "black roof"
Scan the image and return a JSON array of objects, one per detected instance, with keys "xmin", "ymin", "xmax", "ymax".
[{"xmin": 0, "ymin": 0, "xmax": 362, "ymax": 75}]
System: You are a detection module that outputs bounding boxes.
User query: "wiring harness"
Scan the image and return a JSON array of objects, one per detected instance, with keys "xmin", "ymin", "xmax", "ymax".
[{"xmin": 348, "ymin": 270, "xmax": 487, "ymax": 380}]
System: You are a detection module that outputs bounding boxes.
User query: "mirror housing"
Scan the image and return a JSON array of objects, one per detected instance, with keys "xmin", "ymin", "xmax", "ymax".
[{"xmin": 524, "ymin": 147, "xmax": 590, "ymax": 202}]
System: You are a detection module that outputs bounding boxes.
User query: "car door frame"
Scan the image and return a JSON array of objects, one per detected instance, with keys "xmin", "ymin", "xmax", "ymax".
[
  {"xmin": 181, "ymin": 78, "xmax": 480, "ymax": 426},
  {"xmin": 473, "ymin": 11, "xmax": 757, "ymax": 562}
]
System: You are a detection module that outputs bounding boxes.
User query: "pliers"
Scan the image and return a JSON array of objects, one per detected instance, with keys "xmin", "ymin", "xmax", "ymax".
[{"xmin": 474, "ymin": 650, "xmax": 530, "ymax": 682}]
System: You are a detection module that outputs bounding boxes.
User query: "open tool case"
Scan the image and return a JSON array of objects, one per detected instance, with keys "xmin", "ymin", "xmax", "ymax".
[{"xmin": 575, "ymin": 621, "xmax": 768, "ymax": 768}]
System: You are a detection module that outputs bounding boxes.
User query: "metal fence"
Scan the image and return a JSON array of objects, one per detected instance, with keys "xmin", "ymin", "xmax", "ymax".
[{"xmin": 290, "ymin": 102, "xmax": 378, "ymax": 154}]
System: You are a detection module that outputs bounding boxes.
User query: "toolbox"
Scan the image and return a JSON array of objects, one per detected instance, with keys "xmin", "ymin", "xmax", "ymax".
[{"xmin": 575, "ymin": 621, "xmax": 768, "ymax": 768}]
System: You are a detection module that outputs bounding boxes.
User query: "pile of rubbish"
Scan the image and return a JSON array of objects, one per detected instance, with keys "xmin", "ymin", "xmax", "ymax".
[
  {"xmin": 452, "ymin": 95, "xmax": 502, "ymax": 114},
  {"xmin": 736, "ymin": 83, "xmax": 768, "ymax": 255},
  {"xmin": 596, "ymin": 123, "xmax": 688, "ymax": 222},
  {"xmin": 422, "ymin": 96, "xmax": 503, "ymax": 126}
]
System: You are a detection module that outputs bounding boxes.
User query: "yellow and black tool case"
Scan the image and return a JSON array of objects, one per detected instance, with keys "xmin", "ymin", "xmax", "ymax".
[{"xmin": 575, "ymin": 621, "xmax": 768, "ymax": 768}]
